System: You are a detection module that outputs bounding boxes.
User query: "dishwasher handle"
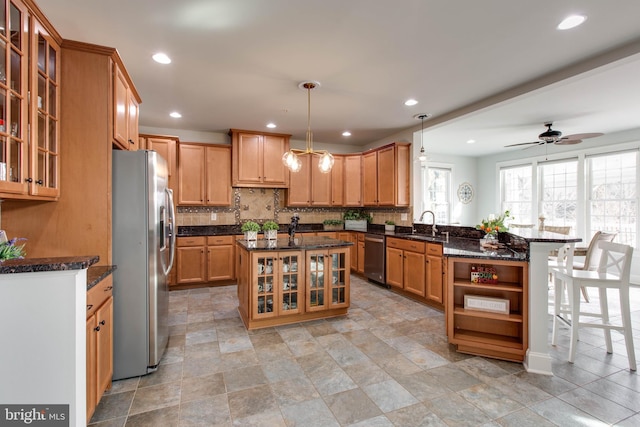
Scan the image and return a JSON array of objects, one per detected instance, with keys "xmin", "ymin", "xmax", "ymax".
[{"xmin": 364, "ymin": 236, "xmax": 385, "ymax": 243}]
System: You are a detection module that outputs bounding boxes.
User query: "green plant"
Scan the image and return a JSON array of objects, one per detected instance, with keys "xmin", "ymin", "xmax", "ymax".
[
  {"xmin": 241, "ymin": 221, "xmax": 261, "ymax": 233},
  {"xmin": 476, "ymin": 210, "xmax": 513, "ymax": 235},
  {"xmin": 0, "ymin": 237, "xmax": 26, "ymax": 261},
  {"xmin": 385, "ymin": 220, "xmax": 395, "ymax": 225},
  {"xmin": 323, "ymin": 219, "xmax": 344, "ymax": 226},
  {"xmin": 343, "ymin": 209, "xmax": 372, "ymax": 223},
  {"xmin": 262, "ymin": 220, "xmax": 279, "ymax": 231}
]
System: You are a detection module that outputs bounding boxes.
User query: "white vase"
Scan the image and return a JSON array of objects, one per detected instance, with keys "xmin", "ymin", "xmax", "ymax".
[
  {"xmin": 265, "ymin": 230, "xmax": 277, "ymax": 240},
  {"xmin": 385, "ymin": 225, "xmax": 395, "ymax": 232},
  {"xmin": 244, "ymin": 231, "xmax": 258, "ymax": 241}
]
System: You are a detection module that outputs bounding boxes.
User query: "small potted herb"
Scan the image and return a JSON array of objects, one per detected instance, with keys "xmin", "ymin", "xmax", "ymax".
[
  {"xmin": 384, "ymin": 220, "xmax": 396, "ymax": 232},
  {"xmin": 241, "ymin": 221, "xmax": 260, "ymax": 241},
  {"xmin": 343, "ymin": 209, "xmax": 372, "ymax": 231},
  {"xmin": 322, "ymin": 219, "xmax": 344, "ymax": 231},
  {"xmin": 262, "ymin": 221, "xmax": 279, "ymax": 240}
]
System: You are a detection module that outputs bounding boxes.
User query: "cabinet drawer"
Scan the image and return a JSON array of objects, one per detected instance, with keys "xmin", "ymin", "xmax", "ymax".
[
  {"xmin": 87, "ymin": 276, "xmax": 113, "ymax": 318},
  {"xmin": 178, "ymin": 236, "xmax": 206, "ymax": 247},
  {"xmin": 386, "ymin": 237, "xmax": 425, "ymax": 253},
  {"xmin": 426, "ymin": 242, "xmax": 443, "ymax": 256},
  {"xmin": 207, "ymin": 235, "xmax": 234, "ymax": 245}
]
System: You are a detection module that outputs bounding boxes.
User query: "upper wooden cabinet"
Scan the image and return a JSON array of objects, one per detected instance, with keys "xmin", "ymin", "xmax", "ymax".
[
  {"xmin": 230, "ymin": 129, "xmax": 290, "ymax": 188},
  {"xmin": 362, "ymin": 142, "xmax": 410, "ymax": 207},
  {"xmin": 0, "ymin": 0, "xmax": 60, "ymax": 200},
  {"xmin": 113, "ymin": 63, "xmax": 140, "ymax": 150},
  {"xmin": 287, "ymin": 154, "xmax": 345, "ymax": 207},
  {"xmin": 178, "ymin": 142, "xmax": 231, "ymax": 206},
  {"xmin": 343, "ymin": 154, "xmax": 362, "ymax": 206}
]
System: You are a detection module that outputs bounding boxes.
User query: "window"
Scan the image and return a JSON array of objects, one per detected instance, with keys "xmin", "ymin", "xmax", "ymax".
[
  {"xmin": 500, "ymin": 165, "xmax": 532, "ymax": 223},
  {"xmin": 422, "ymin": 166, "xmax": 451, "ymax": 224},
  {"xmin": 539, "ymin": 159, "xmax": 578, "ymax": 231},
  {"xmin": 587, "ymin": 151, "xmax": 637, "ymax": 246}
]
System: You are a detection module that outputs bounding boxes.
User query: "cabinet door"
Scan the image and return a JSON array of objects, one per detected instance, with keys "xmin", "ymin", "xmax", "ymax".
[
  {"xmin": 86, "ymin": 315, "xmax": 97, "ymax": 422},
  {"xmin": 395, "ymin": 144, "xmax": 410, "ymax": 206},
  {"xmin": 306, "ymin": 251, "xmax": 328, "ymax": 312},
  {"xmin": 376, "ymin": 145, "xmax": 396, "ymax": 206},
  {"xmin": 253, "ymin": 253, "xmax": 278, "ymax": 319},
  {"xmin": 280, "ymin": 252, "xmax": 302, "ymax": 315},
  {"xmin": 177, "ymin": 245, "xmax": 206, "ymax": 283},
  {"xmin": 330, "ymin": 155, "xmax": 344, "ymax": 206},
  {"xmin": 178, "ymin": 144, "xmax": 205, "ymax": 205},
  {"xmin": 262, "ymin": 134, "xmax": 289, "ymax": 186},
  {"xmin": 30, "ymin": 20, "xmax": 60, "ymax": 198},
  {"xmin": 426, "ymin": 255, "xmax": 443, "ymax": 303},
  {"xmin": 95, "ymin": 296, "xmax": 113, "ymax": 402},
  {"xmin": 235, "ymin": 133, "xmax": 262, "ymax": 184},
  {"xmin": 362, "ymin": 151, "xmax": 377, "ymax": 205},
  {"xmin": 147, "ymin": 136, "xmax": 177, "ymax": 200},
  {"xmin": 357, "ymin": 240, "xmax": 365, "ymax": 274},
  {"xmin": 126, "ymin": 94, "xmax": 139, "ymax": 150},
  {"xmin": 404, "ymin": 251, "xmax": 426, "ymax": 296},
  {"xmin": 329, "ymin": 249, "xmax": 349, "ymax": 308},
  {"xmin": 208, "ymin": 243, "xmax": 235, "ymax": 281},
  {"xmin": 311, "ymin": 156, "xmax": 331, "ymax": 206},
  {"xmin": 385, "ymin": 246, "xmax": 404, "ymax": 288},
  {"xmin": 287, "ymin": 155, "xmax": 311, "ymax": 206},
  {"xmin": 344, "ymin": 155, "xmax": 362, "ymax": 206},
  {"xmin": 113, "ymin": 65, "xmax": 129, "ymax": 149},
  {"xmin": 206, "ymin": 145, "xmax": 231, "ymax": 205}
]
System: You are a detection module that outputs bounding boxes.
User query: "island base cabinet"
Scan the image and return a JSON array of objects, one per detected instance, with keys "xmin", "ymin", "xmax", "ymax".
[
  {"xmin": 446, "ymin": 258, "xmax": 528, "ymax": 362},
  {"xmin": 237, "ymin": 245, "xmax": 350, "ymax": 329}
]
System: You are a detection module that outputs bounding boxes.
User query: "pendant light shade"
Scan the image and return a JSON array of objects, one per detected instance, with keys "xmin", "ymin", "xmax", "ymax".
[{"xmin": 282, "ymin": 81, "xmax": 334, "ymax": 173}]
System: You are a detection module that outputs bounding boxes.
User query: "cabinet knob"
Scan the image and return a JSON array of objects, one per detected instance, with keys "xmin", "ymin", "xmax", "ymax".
[
  {"xmin": 86, "ymin": 304, "xmax": 93, "ymax": 311},
  {"xmin": 36, "ymin": 179, "xmax": 43, "ymax": 185},
  {"xmin": 104, "ymin": 286, "xmax": 113, "ymax": 291},
  {"xmin": 129, "ymin": 139, "xmax": 135, "ymax": 144},
  {"xmin": 25, "ymin": 177, "xmax": 33, "ymax": 183},
  {"xmin": 94, "ymin": 326, "xmax": 101, "ymax": 332},
  {"xmin": 99, "ymin": 320, "xmax": 106, "ymax": 326}
]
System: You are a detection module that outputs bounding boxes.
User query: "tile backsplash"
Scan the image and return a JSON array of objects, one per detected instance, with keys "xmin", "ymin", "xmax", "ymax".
[{"xmin": 176, "ymin": 188, "xmax": 412, "ymax": 227}]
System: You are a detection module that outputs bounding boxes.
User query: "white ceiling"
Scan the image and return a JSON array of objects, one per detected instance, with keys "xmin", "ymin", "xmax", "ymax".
[{"xmin": 37, "ymin": 0, "xmax": 640, "ymax": 156}]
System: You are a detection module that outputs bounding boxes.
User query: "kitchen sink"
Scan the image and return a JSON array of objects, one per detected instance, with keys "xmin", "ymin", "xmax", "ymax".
[{"xmin": 394, "ymin": 233, "xmax": 448, "ymax": 243}]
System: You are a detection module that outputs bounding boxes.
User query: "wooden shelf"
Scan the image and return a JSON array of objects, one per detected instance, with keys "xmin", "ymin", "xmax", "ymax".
[
  {"xmin": 452, "ymin": 328, "xmax": 523, "ymax": 349},
  {"xmin": 453, "ymin": 305, "xmax": 523, "ymax": 323},
  {"xmin": 452, "ymin": 280, "xmax": 523, "ymax": 292}
]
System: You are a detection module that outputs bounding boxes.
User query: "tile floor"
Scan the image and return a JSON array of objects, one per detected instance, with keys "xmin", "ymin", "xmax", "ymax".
[{"xmin": 89, "ymin": 275, "xmax": 640, "ymax": 427}]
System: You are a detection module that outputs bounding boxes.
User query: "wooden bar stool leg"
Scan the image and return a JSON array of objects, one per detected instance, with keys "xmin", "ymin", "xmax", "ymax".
[
  {"xmin": 620, "ymin": 289, "xmax": 637, "ymax": 371},
  {"xmin": 598, "ymin": 287, "xmax": 613, "ymax": 353},
  {"xmin": 568, "ymin": 280, "xmax": 580, "ymax": 363}
]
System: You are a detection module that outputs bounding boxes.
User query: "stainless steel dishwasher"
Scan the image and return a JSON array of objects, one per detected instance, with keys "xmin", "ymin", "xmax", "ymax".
[{"xmin": 364, "ymin": 233, "xmax": 386, "ymax": 285}]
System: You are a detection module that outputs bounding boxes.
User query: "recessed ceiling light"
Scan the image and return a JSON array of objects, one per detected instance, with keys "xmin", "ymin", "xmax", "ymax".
[
  {"xmin": 558, "ymin": 15, "xmax": 587, "ymax": 30},
  {"xmin": 169, "ymin": 112, "xmax": 182, "ymax": 118},
  {"xmin": 467, "ymin": 139, "xmax": 476, "ymax": 144},
  {"xmin": 404, "ymin": 99, "xmax": 418, "ymax": 106},
  {"xmin": 152, "ymin": 52, "xmax": 171, "ymax": 64},
  {"xmin": 266, "ymin": 123, "xmax": 277, "ymax": 128},
  {"xmin": 342, "ymin": 131, "xmax": 351, "ymax": 137}
]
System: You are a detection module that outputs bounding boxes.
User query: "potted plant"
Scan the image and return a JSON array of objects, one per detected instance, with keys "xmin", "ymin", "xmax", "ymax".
[
  {"xmin": 241, "ymin": 220, "xmax": 260, "ymax": 241},
  {"xmin": 384, "ymin": 220, "xmax": 396, "ymax": 232},
  {"xmin": 262, "ymin": 220, "xmax": 279, "ymax": 240},
  {"xmin": 322, "ymin": 219, "xmax": 344, "ymax": 231},
  {"xmin": 343, "ymin": 209, "xmax": 372, "ymax": 231}
]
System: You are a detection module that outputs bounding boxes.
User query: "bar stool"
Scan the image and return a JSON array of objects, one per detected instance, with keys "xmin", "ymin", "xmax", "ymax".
[{"xmin": 551, "ymin": 241, "xmax": 636, "ymax": 371}]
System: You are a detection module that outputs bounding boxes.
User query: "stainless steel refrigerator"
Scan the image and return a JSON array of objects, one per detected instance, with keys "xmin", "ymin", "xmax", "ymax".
[{"xmin": 112, "ymin": 150, "xmax": 176, "ymax": 380}]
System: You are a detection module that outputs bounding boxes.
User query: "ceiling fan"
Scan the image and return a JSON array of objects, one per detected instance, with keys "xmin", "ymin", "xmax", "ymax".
[{"xmin": 505, "ymin": 122, "xmax": 603, "ymax": 148}]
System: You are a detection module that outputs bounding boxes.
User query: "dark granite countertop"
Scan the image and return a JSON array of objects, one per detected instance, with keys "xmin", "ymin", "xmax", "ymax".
[
  {"xmin": 0, "ymin": 255, "xmax": 100, "ymax": 274},
  {"xmin": 237, "ymin": 236, "xmax": 353, "ymax": 251},
  {"xmin": 87, "ymin": 265, "xmax": 117, "ymax": 290}
]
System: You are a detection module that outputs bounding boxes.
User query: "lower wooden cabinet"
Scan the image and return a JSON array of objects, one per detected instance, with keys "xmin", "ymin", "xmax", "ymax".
[
  {"xmin": 177, "ymin": 236, "xmax": 237, "ymax": 285},
  {"xmin": 86, "ymin": 276, "xmax": 114, "ymax": 423},
  {"xmin": 426, "ymin": 243, "xmax": 444, "ymax": 303},
  {"xmin": 357, "ymin": 233, "xmax": 365, "ymax": 274},
  {"xmin": 446, "ymin": 257, "xmax": 528, "ymax": 362}
]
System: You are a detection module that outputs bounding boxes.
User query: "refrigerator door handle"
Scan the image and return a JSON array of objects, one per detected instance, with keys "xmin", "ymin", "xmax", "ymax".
[{"xmin": 165, "ymin": 188, "xmax": 177, "ymax": 274}]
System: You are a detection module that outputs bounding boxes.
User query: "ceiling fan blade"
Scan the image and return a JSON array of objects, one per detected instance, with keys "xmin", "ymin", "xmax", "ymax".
[
  {"xmin": 555, "ymin": 138, "xmax": 582, "ymax": 145},
  {"xmin": 504, "ymin": 141, "xmax": 540, "ymax": 147},
  {"xmin": 562, "ymin": 132, "xmax": 604, "ymax": 140}
]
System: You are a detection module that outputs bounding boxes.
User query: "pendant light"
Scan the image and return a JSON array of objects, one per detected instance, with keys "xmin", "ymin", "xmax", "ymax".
[
  {"xmin": 282, "ymin": 81, "xmax": 334, "ymax": 174},
  {"xmin": 415, "ymin": 113, "xmax": 431, "ymax": 161}
]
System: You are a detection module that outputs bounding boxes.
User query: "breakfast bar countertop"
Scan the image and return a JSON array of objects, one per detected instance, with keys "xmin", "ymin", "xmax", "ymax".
[
  {"xmin": 0, "ymin": 255, "xmax": 100, "ymax": 275},
  {"xmin": 236, "ymin": 236, "xmax": 353, "ymax": 251}
]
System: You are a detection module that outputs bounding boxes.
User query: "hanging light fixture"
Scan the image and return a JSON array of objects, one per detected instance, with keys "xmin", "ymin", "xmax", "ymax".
[
  {"xmin": 282, "ymin": 81, "xmax": 334, "ymax": 174},
  {"xmin": 415, "ymin": 113, "xmax": 431, "ymax": 161}
]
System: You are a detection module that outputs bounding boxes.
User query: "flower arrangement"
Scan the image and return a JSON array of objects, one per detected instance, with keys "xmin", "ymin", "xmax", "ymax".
[
  {"xmin": 476, "ymin": 210, "xmax": 513, "ymax": 236},
  {"xmin": 0, "ymin": 237, "xmax": 26, "ymax": 261}
]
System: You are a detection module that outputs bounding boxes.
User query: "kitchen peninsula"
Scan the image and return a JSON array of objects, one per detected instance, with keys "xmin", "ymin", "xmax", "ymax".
[{"xmin": 236, "ymin": 236, "xmax": 352, "ymax": 329}]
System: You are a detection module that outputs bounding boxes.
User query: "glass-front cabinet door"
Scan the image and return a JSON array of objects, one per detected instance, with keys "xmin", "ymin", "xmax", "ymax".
[
  {"xmin": 29, "ymin": 19, "xmax": 59, "ymax": 197},
  {"xmin": 306, "ymin": 250, "xmax": 327, "ymax": 312},
  {"xmin": 329, "ymin": 248, "xmax": 349, "ymax": 309},
  {"xmin": 253, "ymin": 253, "xmax": 277, "ymax": 319},
  {"xmin": 0, "ymin": 0, "xmax": 27, "ymax": 194},
  {"xmin": 280, "ymin": 252, "xmax": 301, "ymax": 315}
]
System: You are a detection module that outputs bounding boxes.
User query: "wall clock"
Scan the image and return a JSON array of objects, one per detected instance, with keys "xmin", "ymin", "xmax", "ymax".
[{"xmin": 457, "ymin": 182, "xmax": 474, "ymax": 204}]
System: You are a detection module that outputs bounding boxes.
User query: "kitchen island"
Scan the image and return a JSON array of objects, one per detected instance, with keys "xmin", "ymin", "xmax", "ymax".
[{"xmin": 236, "ymin": 236, "xmax": 352, "ymax": 329}]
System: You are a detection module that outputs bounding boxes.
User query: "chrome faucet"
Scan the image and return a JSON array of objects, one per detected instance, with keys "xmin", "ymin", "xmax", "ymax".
[{"xmin": 418, "ymin": 210, "xmax": 438, "ymax": 236}]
